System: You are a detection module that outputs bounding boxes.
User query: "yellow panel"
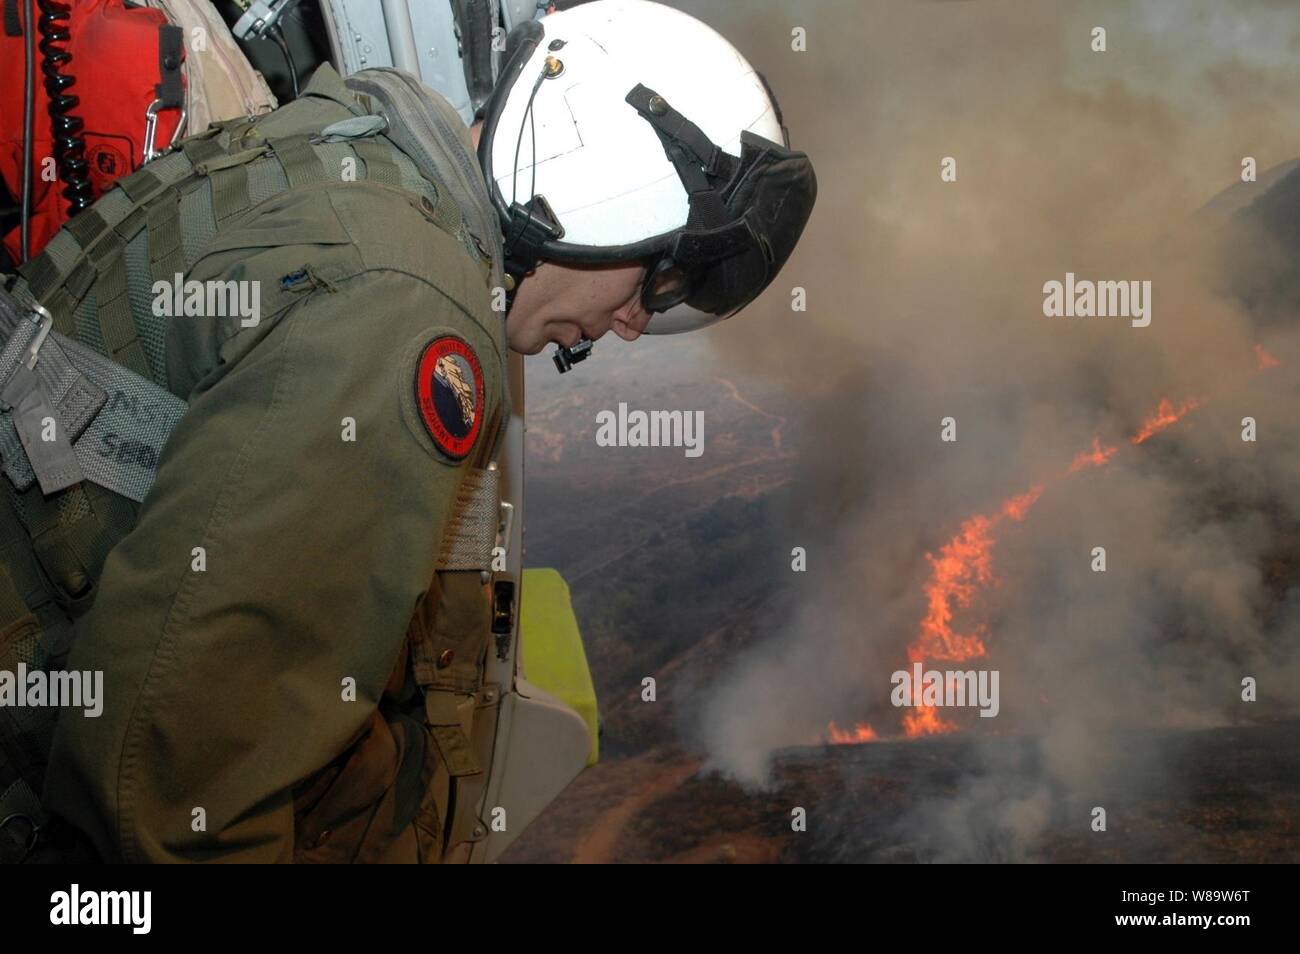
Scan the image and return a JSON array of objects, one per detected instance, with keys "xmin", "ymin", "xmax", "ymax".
[{"xmin": 520, "ymin": 568, "xmax": 599, "ymax": 765}]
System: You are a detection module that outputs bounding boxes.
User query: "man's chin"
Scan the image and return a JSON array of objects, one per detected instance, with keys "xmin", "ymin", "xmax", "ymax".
[{"xmin": 506, "ymin": 334, "xmax": 546, "ymax": 356}]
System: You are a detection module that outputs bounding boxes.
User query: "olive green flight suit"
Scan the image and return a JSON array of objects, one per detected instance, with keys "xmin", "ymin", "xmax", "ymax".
[{"xmin": 30, "ymin": 71, "xmax": 506, "ymax": 862}]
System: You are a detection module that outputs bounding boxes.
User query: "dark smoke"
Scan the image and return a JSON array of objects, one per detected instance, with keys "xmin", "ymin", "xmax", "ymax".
[{"xmin": 668, "ymin": 0, "xmax": 1300, "ymax": 858}]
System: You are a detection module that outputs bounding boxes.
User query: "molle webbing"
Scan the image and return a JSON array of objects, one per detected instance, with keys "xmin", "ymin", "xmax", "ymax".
[
  {"xmin": 270, "ymin": 135, "xmax": 327, "ymax": 188},
  {"xmin": 19, "ymin": 149, "xmax": 200, "ymax": 335},
  {"xmin": 6, "ymin": 82, "xmax": 463, "ymax": 507},
  {"xmin": 86, "ymin": 232, "xmax": 151, "ymax": 379},
  {"xmin": 16, "ymin": 111, "xmax": 450, "ymax": 369},
  {"xmin": 352, "ymin": 140, "xmax": 402, "ymax": 187},
  {"xmin": 144, "ymin": 190, "xmax": 186, "ymax": 293},
  {"xmin": 211, "ymin": 164, "xmax": 252, "ymax": 226}
]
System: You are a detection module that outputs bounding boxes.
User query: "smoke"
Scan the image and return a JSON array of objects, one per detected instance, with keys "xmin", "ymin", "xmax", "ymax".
[{"xmin": 672, "ymin": 0, "xmax": 1300, "ymax": 856}]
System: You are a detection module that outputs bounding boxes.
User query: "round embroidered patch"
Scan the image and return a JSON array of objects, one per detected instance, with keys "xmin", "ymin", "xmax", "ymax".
[
  {"xmin": 416, "ymin": 336, "xmax": 485, "ymax": 460},
  {"xmin": 86, "ymin": 140, "xmax": 131, "ymax": 194}
]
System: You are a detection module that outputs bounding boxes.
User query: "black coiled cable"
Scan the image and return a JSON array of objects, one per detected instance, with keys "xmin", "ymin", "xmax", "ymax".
[{"xmin": 37, "ymin": 0, "xmax": 92, "ymax": 217}]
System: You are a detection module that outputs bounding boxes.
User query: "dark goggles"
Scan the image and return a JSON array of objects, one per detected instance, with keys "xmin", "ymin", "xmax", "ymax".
[
  {"xmin": 480, "ymin": 21, "xmax": 817, "ymax": 327},
  {"xmin": 627, "ymin": 88, "xmax": 818, "ymax": 323}
]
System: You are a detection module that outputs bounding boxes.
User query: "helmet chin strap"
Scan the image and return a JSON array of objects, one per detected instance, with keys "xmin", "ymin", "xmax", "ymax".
[
  {"xmin": 498, "ymin": 196, "xmax": 590, "ymax": 374},
  {"xmin": 501, "ymin": 193, "xmax": 564, "ymax": 310}
]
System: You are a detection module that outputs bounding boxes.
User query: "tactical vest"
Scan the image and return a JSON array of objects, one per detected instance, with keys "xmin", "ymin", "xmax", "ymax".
[{"xmin": 0, "ymin": 64, "xmax": 510, "ymax": 863}]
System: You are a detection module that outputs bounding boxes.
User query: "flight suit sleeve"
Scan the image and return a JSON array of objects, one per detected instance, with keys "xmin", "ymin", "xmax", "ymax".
[{"xmin": 42, "ymin": 266, "xmax": 502, "ymax": 863}]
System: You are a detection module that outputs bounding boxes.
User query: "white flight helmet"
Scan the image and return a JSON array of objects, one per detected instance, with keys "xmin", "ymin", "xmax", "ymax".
[{"xmin": 479, "ymin": 0, "xmax": 817, "ymax": 340}]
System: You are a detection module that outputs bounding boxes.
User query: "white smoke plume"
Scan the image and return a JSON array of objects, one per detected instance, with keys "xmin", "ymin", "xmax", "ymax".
[{"xmin": 675, "ymin": 0, "xmax": 1300, "ymax": 854}]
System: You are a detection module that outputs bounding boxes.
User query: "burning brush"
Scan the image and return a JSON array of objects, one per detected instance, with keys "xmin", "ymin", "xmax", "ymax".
[{"xmin": 824, "ymin": 345, "xmax": 1282, "ymax": 745}]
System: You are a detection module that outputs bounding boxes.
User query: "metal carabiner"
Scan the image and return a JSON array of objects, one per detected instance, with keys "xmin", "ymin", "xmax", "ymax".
[
  {"xmin": 23, "ymin": 303, "xmax": 53, "ymax": 371},
  {"xmin": 143, "ymin": 98, "xmax": 188, "ymax": 164}
]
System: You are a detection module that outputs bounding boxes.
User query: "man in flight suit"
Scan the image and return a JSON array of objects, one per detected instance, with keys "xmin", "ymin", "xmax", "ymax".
[{"xmin": 9, "ymin": 0, "xmax": 814, "ymax": 862}]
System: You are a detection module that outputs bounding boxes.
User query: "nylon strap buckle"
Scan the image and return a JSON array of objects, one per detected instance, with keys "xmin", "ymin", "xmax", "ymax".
[
  {"xmin": 0, "ymin": 305, "xmax": 85, "ymax": 495},
  {"xmin": 1, "ymin": 283, "xmax": 184, "ymax": 503}
]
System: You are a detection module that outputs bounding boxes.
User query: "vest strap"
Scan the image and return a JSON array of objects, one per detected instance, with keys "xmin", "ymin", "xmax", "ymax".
[
  {"xmin": 64, "ymin": 209, "xmax": 110, "ymax": 251},
  {"xmin": 270, "ymin": 135, "xmax": 327, "ymax": 188},
  {"xmin": 426, "ymin": 186, "xmax": 464, "ymax": 241},
  {"xmin": 180, "ymin": 137, "xmax": 226, "ymax": 168},
  {"xmin": 86, "ymin": 234, "xmax": 152, "ymax": 379},
  {"xmin": 17, "ymin": 254, "xmax": 60, "ymax": 303},
  {"xmin": 0, "ymin": 286, "xmax": 185, "ymax": 504},
  {"xmin": 353, "ymin": 139, "xmax": 402, "ymax": 187},
  {"xmin": 18, "ymin": 155, "xmax": 195, "ymax": 337},
  {"xmin": 427, "ymin": 723, "xmax": 481, "ymax": 778},
  {"xmin": 145, "ymin": 190, "xmax": 186, "ymax": 290},
  {"xmin": 210, "ymin": 164, "xmax": 252, "ymax": 226},
  {"xmin": 193, "ymin": 145, "xmax": 271, "ymax": 176},
  {"xmin": 1, "ymin": 364, "xmax": 83, "ymax": 495},
  {"xmin": 116, "ymin": 167, "xmax": 165, "ymax": 203}
]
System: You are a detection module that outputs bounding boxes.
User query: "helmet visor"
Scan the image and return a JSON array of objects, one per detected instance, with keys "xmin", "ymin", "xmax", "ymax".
[
  {"xmin": 643, "ymin": 305, "xmax": 726, "ymax": 335},
  {"xmin": 636, "ymin": 130, "xmax": 815, "ymax": 331}
]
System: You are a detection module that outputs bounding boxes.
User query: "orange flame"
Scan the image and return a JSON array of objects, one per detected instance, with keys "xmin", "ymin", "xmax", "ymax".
[
  {"xmin": 892, "ymin": 392, "xmax": 1199, "ymax": 740},
  {"xmin": 903, "ymin": 704, "xmax": 956, "ymax": 738},
  {"xmin": 1130, "ymin": 397, "xmax": 1201, "ymax": 445},
  {"xmin": 827, "ymin": 346, "xmax": 1277, "ymax": 746},
  {"xmin": 1069, "ymin": 436, "xmax": 1119, "ymax": 474},
  {"xmin": 910, "ymin": 515, "xmax": 995, "ymax": 664},
  {"xmin": 826, "ymin": 721, "xmax": 878, "ymax": 745},
  {"xmin": 1001, "ymin": 485, "xmax": 1044, "ymax": 521},
  {"xmin": 1255, "ymin": 344, "xmax": 1280, "ymax": 370},
  {"xmin": 898, "ymin": 486, "xmax": 1041, "ymax": 739}
]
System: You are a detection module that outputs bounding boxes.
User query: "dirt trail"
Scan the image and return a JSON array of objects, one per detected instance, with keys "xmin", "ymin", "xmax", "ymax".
[{"xmin": 571, "ymin": 757, "xmax": 700, "ymax": 864}]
